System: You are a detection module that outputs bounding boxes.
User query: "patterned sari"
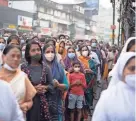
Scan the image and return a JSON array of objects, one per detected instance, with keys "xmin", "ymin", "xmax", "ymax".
[
  {"xmin": 0, "ymin": 69, "xmax": 36, "ymax": 120},
  {"xmin": 21, "ymin": 62, "xmax": 51, "ymax": 121},
  {"xmin": 78, "ymin": 56, "xmax": 97, "ymax": 107}
]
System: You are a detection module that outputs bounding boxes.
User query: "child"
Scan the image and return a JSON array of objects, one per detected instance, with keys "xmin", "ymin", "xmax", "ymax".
[{"xmin": 68, "ymin": 62, "xmax": 87, "ymax": 121}]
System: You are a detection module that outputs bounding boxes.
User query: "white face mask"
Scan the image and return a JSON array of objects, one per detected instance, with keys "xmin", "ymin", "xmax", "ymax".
[
  {"xmin": 45, "ymin": 53, "xmax": 55, "ymax": 62},
  {"xmin": 3, "ymin": 63, "xmax": 17, "ymax": 72},
  {"xmin": 125, "ymin": 74, "xmax": 135, "ymax": 89},
  {"xmin": 65, "ymin": 46, "xmax": 70, "ymax": 50},
  {"xmin": 82, "ymin": 51, "xmax": 89, "ymax": 57},
  {"xmin": 74, "ymin": 67, "xmax": 80, "ymax": 72},
  {"xmin": 22, "ymin": 51, "xmax": 25, "ymax": 58},
  {"xmin": 3, "ymin": 37, "xmax": 8, "ymax": 41},
  {"xmin": 87, "ymin": 46, "xmax": 91, "ymax": 51}
]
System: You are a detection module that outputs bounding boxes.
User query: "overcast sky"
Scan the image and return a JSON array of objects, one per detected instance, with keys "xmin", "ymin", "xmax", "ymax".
[
  {"xmin": 100, "ymin": 0, "xmax": 112, "ymax": 8},
  {"xmin": 49, "ymin": 0, "xmax": 112, "ymax": 8}
]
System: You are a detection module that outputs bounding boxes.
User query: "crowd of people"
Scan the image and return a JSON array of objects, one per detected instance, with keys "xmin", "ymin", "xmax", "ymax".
[{"xmin": 0, "ymin": 34, "xmax": 135, "ymax": 121}]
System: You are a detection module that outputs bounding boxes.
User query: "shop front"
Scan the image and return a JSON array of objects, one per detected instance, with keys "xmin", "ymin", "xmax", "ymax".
[
  {"xmin": 0, "ymin": 23, "xmax": 17, "ymax": 35},
  {"xmin": 0, "ymin": 6, "xmax": 33, "ymax": 35},
  {"xmin": 40, "ymin": 28, "xmax": 52, "ymax": 36},
  {"xmin": 17, "ymin": 15, "xmax": 33, "ymax": 34}
]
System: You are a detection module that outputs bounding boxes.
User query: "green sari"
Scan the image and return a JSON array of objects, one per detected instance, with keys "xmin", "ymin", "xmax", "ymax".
[{"xmin": 85, "ymin": 59, "xmax": 97, "ymax": 107}]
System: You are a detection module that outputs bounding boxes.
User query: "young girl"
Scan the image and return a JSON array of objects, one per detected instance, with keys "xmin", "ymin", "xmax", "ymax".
[{"xmin": 68, "ymin": 62, "xmax": 87, "ymax": 121}]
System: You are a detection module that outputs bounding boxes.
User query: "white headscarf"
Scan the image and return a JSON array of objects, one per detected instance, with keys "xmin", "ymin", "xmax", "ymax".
[
  {"xmin": 121, "ymin": 37, "xmax": 136, "ymax": 55},
  {"xmin": 92, "ymin": 52, "xmax": 136, "ymax": 121},
  {"xmin": 108, "ymin": 37, "xmax": 136, "ymax": 88},
  {"xmin": 108, "ymin": 52, "xmax": 136, "ymax": 88}
]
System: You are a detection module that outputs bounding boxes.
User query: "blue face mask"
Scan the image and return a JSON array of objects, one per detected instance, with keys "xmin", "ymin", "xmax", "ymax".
[
  {"xmin": 0, "ymin": 43, "xmax": 5, "ymax": 51},
  {"xmin": 21, "ymin": 39, "xmax": 25, "ymax": 44},
  {"xmin": 91, "ymin": 42, "xmax": 97, "ymax": 48},
  {"xmin": 68, "ymin": 53, "xmax": 75, "ymax": 59}
]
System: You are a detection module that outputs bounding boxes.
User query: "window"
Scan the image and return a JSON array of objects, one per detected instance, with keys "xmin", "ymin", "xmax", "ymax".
[
  {"xmin": 57, "ymin": 11, "xmax": 61, "ymax": 17},
  {"xmin": 66, "ymin": 14, "xmax": 70, "ymax": 20},
  {"xmin": 44, "ymin": 8, "xmax": 47, "ymax": 13},
  {"xmin": 54, "ymin": 10, "xmax": 57, "ymax": 16},
  {"xmin": 47, "ymin": 9, "xmax": 53, "ymax": 15},
  {"xmin": 62, "ymin": 13, "xmax": 66, "ymax": 19},
  {"xmin": 39, "ymin": 6, "xmax": 44, "ymax": 13},
  {"xmin": 56, "ymin": 4, "xmax": 63, "ymax": 10},
  {"xmin": 50, "ymin": 9, "xmax": 53, "ymax": 15}
]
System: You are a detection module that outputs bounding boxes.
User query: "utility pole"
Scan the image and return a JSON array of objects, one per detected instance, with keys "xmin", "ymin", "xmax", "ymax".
[
  {"xmin": 117, "ymin": 3, "xmax": 121, "ymax": 46},
  {"xmin": 112, "ymin": 0, "xmax": 115, "ymax": 45}
]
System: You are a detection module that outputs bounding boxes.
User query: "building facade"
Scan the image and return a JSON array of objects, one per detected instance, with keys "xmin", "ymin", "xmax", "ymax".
[
  {"xmin": 8, "ymin": 0, "xmax": 92, "ymax": 38},
  {"xmin": 92, "ymin": 6, "xmax": 119, "ymax": 44},
  {"xmin": 0, "ymin": 5, "xmax": 33, "ymax": 35}
]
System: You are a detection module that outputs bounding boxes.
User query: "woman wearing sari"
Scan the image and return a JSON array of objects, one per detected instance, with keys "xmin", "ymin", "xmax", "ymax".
[
  {"xmin": 92, "ymin": 53, "xmax": 135, "ymax": 121},
  {"xmin": 0, "ymin": 80, "xmax": 24, "ymax": 121},
  {"xmin": 56, "ymin": 41, "xmax": 67, "ymax": 60},
  {"xmin": 108, "ymin": 37, "xmax": 136, "ymax": 88},
  {"xmin": 0, "ymin": 45, "xmax": 36, "ymax": 117},
  {"xmin": 65, "ymin": 40, "xmax": 73, "ymax": 50},
  {"xmin": 43, "ymin": 44, "xmax": 69, "ymax": 121},
  {"xmin": 64, "ymin": 47, "xmax": 84, "ymax": 73},
  {"xmin": 78, "ymin": 45, "xmax": 97, "ymax": 117},
  {"xmin": 45, "ymin": 38, "xmax": 65, "ymax": 68},
  {"xmin": 21, "ymin": 41, "xmax": 54, "ymax": 121}
]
